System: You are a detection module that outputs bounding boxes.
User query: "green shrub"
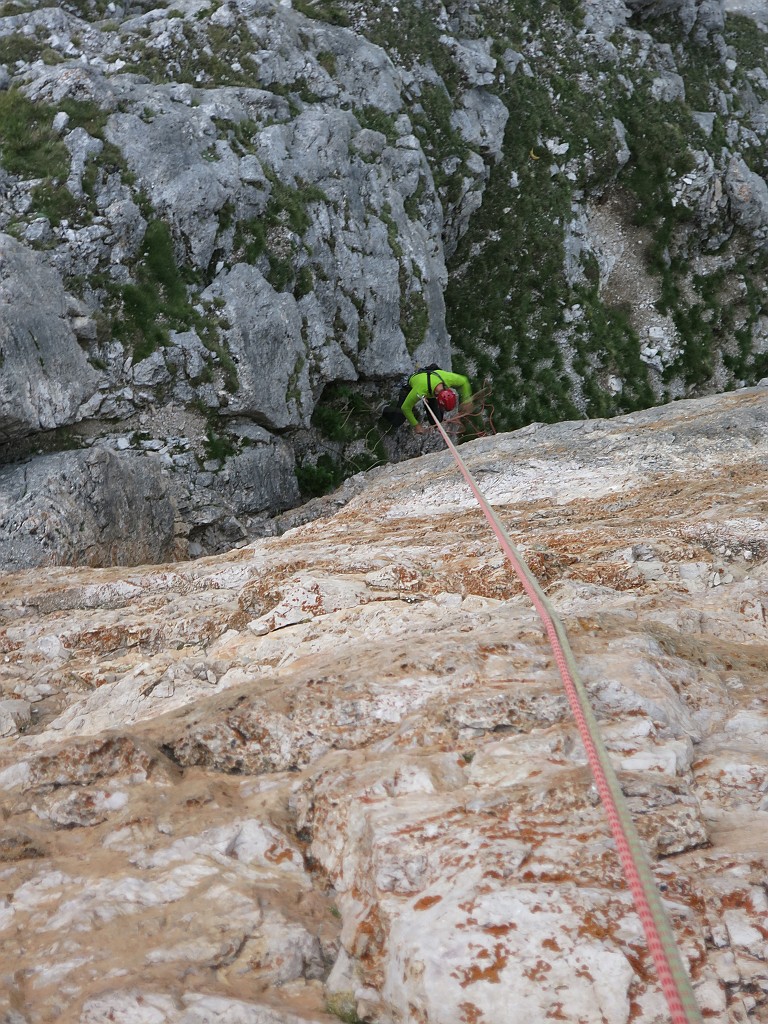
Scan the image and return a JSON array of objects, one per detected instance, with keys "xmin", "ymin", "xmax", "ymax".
[
  {"xmin": 112, "ymin": 220, "xmax": 192, "ymax": 361},
  {"xmin": 354, "ymin": 105, "xmax": 399, "ymax": 143},
  {"xmin": 267, "ymin": 253, "xmax": 294, "ymax": 291},
  {"xmin": 294, "ymin": 265, "xmax": 314, "ymax": 299},
  {"xmin": 267, "ymin": 174, "xmax": 327, "ymax": 235},
  {"xmin": 204, "ymin": 426, "xmax": 236, "ymax": 462},
  {"xmin": 0, "ymin": 32, "xmax": 46, "ymax": 66},
  {"xmin": 296, "ymin": 453, "xmax": 346, "ymax": 497},
  {"xmin": 234, "ymin": 218, "xmax": 267, "ymax": 263},
  {"xmin": 316, "ymin": 50, "xmax": 337, "ymax": 76}
]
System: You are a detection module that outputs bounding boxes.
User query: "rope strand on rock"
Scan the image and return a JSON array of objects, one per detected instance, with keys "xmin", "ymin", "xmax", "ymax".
[{"xmin": 423, "ymin": 401, "xmax": 703, "ymax": 1024}]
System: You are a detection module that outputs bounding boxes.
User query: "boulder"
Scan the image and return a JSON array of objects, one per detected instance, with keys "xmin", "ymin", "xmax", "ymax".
[
  {"xmin": 582, "ymin": 0, "xmax": 630, "ymax": 36},
  {"xmin": 439, "ymin": 37, "xmax": 497, "ymax": 87},
  {"xmin": 725, "ymin": 155, "xmax": 768, "ymax": 234},
  {"xmin": 0, "ymin": 448, "xmax": 178, "ymax": 570},
  {"xmin": 0, "ymin": 235, "xmax": 100, "ymax": 443},
  {"xmin": 202, "ymin": 265, "xmax": 312, "ymax": 429},
  {"xmin": 450, "ymin": 90, "xmax": 509, "ymax": 160}
]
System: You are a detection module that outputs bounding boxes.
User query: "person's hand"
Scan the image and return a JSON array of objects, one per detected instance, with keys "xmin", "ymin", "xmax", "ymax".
[{"xmin": 414, "ymin": 423, "xmax": 429, "ymax": 434}]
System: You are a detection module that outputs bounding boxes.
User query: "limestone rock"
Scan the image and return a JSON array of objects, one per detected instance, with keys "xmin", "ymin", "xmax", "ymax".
[
  {"xmin": 0, "ymin": 0, "xmax": 766, "ymax": 578},
  {"xmin": 104, "ymin": 93, "xmax": 279, "ymax": 272},
  {"xmin": 724, "ymin": 0, "xmax": 768, "ymax": 26},
  {"xmin": 64, "ymin": 127, "xmax": 103, "ymax": 198},
  {"xmin": 202, "ymin": 265, "xmax": 311, "ymax": 429},
  {"xmin": 451, "ymin": 89, "xmax": 510, "ymax": 159},
  {"xmin": 0, "ymin": 448, "xmax": 178, "ymax": 569},
  {"xmin": 725, "ymin": 155, "xmax": 768, "ymax": 235},
  {"xmin": 439, "ymin": 36, "xmax": 498, "ymax": 87},
  {"xmin": 0, "ymin": 388, "xmax": 767, "ymax": 1023},
  {"xmin": 0, "ymin": 234, "xmax": 100, "ymax": 443},
  {"xmin": 582, "ymin": 0, "xmax": 630, "ymax": 36},
  {"xmin": 0, "ymin": 698, "xmax": 31, "ymax": 737},
  {"xmin": 650, "ymin": 70, "xmax": 686, "ymax": 102}
]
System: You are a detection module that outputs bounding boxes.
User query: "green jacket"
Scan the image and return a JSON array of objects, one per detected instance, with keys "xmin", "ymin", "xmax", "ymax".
[{"xmin": 400, "ymin": 369, "xmax": 472, "ymax": 426}]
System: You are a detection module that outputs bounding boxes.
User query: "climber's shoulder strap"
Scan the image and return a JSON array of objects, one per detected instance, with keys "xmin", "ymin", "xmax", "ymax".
[{"xmin": 411, "ymin": 363, "xmax": 444, "ymax": 394}]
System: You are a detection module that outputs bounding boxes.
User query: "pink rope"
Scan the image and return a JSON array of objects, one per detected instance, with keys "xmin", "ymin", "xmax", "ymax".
[{"xmin": 426, "ymin": 407, "xmax": 702, "ymax": 1024}]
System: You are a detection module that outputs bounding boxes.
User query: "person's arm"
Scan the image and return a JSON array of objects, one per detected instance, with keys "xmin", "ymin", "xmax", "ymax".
[
  {"xmin": 400, "ymin": 387, "xmax": 421, "ymax": 426},
  {"xmin": 443, "ymin": 372, "xmax": 472, "ymax": 405}
]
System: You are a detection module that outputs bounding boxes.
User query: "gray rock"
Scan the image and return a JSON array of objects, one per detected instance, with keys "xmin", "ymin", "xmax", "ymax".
[
  {"xmin": 626, "ymin": 0, "xmax": 724, "ymax": 34},
  {"xmin": 693, "ymin": 111, "xmax": 717, "ymax": 136},
  {"xmin": 502, "ymin": 49, "xmax": 525, "ymax": 75},
  {"xmin": 100, "ymin": 194, "xmax": 146, "ymax": 265},
  {"xmin": 202, "ymin": 265, "xmax": 311, "ymax": 429},
  {"xmin": 52, "ymin": 111, "xmax": 70, "ymax": 134},
  {"xmin": 166, "ymin": 330, "xmax": 210, "ymax": 382},
  {"xmin": 0, "ymin": 448, "xmax": 178, "ymax": 570},
  {"xmin": 290, "ymin": 18, "xmax": 403, "ymax": 113},
  {"xmin": 22, "ymin": 62, "xmax": 117, "ymax": 109},
  {"xmin": 613, "ymin": 117, "xmax": 631, "ymax": 167},
  {"xmin": 226, "ymin": 419, "xmax": 276, "ymax": 443},
  {"xmin": 64, "ymin": 127, "xmax": 103, "ymax": 198},
  {"xmin": 450, "ymin": 90, "xmax": 509, "ymax": 159},
  {"xmin": 351, "ymin": 129, "xmax": 387, "ymax": 160},
  {"xmin": 70, "ymin": 316, "xmax": 98, "ymax": 343},
  {"xmin": 0, "ymin": 234, "xmax": 99, "ymax": 443},
  {"xmin": 182, "ymin": 440, "xmax": 300, "ymax": 554},
  {"xmin": 582, "ymin": 0, "xmax": 630, "ymax": 36},
  {"xmin": 624, "ymin": 0, "xmax": 696, "ymax": 31},
  {"xmin": 132, "ymin": 350, "xmax": 172, "ymax": 389},
  {"xmin": 23, "ymin": 218, "xmax": 53, "ymax": 245},
  {"xmin": 439, "ymin": 36, "xmax": 497, "ymax": 87},
  {"xmin": 104, "ymin": 89, "xmax": 284, "ymax": 270},
  {"xmin": 221, "ymin": 444, "xmax": 300, "ymax": 516},
  {"xmin": 724, "ymin": 0, "xmax": 768, "ymax": 26},
  {"xmin": 725, "ymin": 155, "xmax": 768, "ymax": 233},
  {"xmin": 696, "ymin": 0, "xmax": 726, "ymax": 33},
  {"xmin": 650, "ymin": 71, "xmax": 686, "ymax": 102}
]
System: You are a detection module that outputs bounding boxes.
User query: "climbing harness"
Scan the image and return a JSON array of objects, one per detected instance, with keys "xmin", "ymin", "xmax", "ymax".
[{"xmin": 423, "ymin": 402, "xmax": 703, "ymax": 1024}]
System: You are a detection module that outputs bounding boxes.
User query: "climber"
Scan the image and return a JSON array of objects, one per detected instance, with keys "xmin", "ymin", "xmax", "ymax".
[{"xmin": 384, "ymin": 365, "xmax": 473, "ymax": 433}]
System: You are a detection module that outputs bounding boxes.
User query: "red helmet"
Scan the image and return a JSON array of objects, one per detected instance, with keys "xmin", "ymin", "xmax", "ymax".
[{"xmin": 436, "ymin": 387, "xmax": 457, "ymax": 411}]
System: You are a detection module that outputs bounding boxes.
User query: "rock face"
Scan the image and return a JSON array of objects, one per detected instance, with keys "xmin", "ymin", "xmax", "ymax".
[
  {"xmin": 0, "ymin": 234, "xmax": 100, "ymax": 442},
  {"xmin": 2, "ymin": 0, "xmax": 768, "ymax": 565},
  {"xmin": 1, "ymin": 386, "xmax": 767, "ymax": 1024},
  {"xmin": 0, "ymin": 1, "xmax": 456, "ymax": 562},
  {"xmin": 0, "ymin": 447, "xmax": 178, "ymax": 569}
]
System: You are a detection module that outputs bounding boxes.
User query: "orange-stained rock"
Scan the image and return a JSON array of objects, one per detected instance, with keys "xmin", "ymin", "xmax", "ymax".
[{"xmin": 1, "ymin": 387, "xmax": 767, "ymax": 1023}]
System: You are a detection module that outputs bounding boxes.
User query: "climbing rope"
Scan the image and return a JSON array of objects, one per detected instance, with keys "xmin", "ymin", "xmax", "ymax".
[
  {"xmin": 446, "ymin": 386, "xmax": 497, "ymax": 439},
  {"xmin": 423, "ymin": 403, "xmax": 703, "ymax": 1024}
]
